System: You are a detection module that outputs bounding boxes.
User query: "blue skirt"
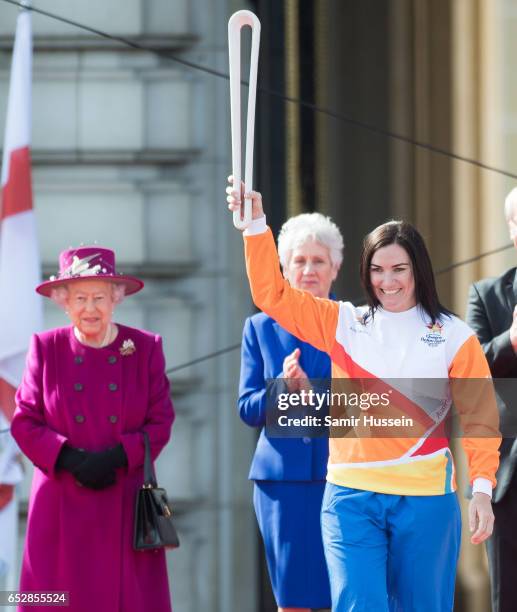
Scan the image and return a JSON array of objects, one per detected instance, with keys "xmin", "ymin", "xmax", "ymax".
[{"xmin": 253, "ymin": 480, "xmax": 331, "ymax": 608}]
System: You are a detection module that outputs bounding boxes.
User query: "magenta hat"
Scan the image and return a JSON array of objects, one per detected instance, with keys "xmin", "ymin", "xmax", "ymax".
[{"xmin": 36, "ymin": 246, "xmax": 144, "ymax": 297}]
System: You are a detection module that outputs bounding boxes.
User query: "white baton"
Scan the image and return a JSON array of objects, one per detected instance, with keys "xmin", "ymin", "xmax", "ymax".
[{"xmin": 228, "ymin": 10, "xmax": 261, "ymax": 229}]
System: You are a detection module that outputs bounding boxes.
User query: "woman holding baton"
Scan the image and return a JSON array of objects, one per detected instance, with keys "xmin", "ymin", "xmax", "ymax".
[{"xmin": 227, "ymin": 180, "xmax": 499, "ymax": 612}]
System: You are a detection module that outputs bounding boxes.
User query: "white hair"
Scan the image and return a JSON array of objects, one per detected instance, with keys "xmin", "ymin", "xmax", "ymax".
[
  {"xmin": 50, "ymin": 282, "xmax": 126, "ymax": 308},
  {"xmin": 504, "ymin": 187, "xmax": 517, "ymax": 221},
  {"xmin": 277, "ymin": 212, "xmax": 344, "ymax": 268}
]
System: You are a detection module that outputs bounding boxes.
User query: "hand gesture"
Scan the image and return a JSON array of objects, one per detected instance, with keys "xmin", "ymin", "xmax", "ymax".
[
  {"xmin": 468, "ymin": 492, "xmax": 495, "ymax": 545},
  {"xmin": 282, "ymin": 348, "xmax": 309, "ymax": 393},
  {"xmin": 57, "ymin": 443, "xmax": 127, "ymax": 490},
  {"xmin": 226, "ymin": 175, "xmax": 264, "ymax": 227},
  {"xmin": 73, "ymin": 444, "xmax": 127, "ymax": 490}
]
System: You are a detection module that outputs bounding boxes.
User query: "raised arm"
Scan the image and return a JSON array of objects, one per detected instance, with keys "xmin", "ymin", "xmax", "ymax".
[{"xmin": 227, "ymin": 180, "xmax": 339, "ymax": 354}]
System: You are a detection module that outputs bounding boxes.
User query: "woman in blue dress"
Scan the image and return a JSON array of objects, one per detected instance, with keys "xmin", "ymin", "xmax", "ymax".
[{"xmin": 239, "ymin": 213, "xmax": 344, "ymax": 612}]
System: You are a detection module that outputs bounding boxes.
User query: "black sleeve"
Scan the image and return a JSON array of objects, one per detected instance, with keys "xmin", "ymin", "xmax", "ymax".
[{"xmin": 466, "ymin": 283, "xmax": 516, "ymax": 377}]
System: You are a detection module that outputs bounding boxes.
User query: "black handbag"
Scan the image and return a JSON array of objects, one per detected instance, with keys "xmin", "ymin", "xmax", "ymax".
[{"xmin": 133, "ymin": 432, "xmax": 180, "ymax": 550}]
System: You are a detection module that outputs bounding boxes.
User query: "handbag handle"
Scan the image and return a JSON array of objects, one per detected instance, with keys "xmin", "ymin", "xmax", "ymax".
[{"xmin": 142, "ymin": 431, "xmax": 157, "ymax": 488}]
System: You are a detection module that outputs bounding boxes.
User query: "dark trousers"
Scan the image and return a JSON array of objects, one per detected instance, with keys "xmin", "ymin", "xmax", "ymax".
[{"xmin": 486, "ymin": 476, "xmax": 517, "ymax": 612}]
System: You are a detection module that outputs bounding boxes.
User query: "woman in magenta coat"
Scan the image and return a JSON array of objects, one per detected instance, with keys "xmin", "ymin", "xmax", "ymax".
[{"xmin": 11, "ymin": 246, "xmax": 175, "ymax": 612}]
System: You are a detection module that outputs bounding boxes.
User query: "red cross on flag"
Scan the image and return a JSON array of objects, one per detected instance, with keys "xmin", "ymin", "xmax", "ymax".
[{"xmin": 0, "ymin": 3, "xmax": 42, "ymax": 584}]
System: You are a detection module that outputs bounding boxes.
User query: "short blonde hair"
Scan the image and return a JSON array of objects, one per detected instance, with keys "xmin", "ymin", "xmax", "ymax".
[
  {"xmin": 277, "ymin": 212, "xmax": 344, "ymax": 268},
  {"xmin": 50, "ymin": 282, "xmax": 126, "ymax": 308}
]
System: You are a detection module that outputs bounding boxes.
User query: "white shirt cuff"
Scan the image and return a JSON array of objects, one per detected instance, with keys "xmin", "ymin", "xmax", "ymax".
[
  {"xmin": 243, "ymin": 215, "xmax": 267, "ymax": 236},
  {"xmin": 472, "ymin": 477, "xmax": 492, "ymax": 498}
]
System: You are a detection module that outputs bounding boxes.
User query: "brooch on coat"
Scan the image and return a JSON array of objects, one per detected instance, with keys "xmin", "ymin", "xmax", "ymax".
[{"xmin": 119, "ymin": 339, "xmax": 136, "ymax": 356}]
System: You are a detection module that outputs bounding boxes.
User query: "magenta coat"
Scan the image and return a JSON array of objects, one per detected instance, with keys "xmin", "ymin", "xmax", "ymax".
[{"xmin": 11, "ymin": 324, "xmax": 175, "ymax": 612}]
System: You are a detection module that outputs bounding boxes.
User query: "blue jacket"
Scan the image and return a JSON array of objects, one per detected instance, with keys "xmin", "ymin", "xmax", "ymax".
[{"xmin": 238, "ymin": 312, "xmax": 330, "ymax": 481}]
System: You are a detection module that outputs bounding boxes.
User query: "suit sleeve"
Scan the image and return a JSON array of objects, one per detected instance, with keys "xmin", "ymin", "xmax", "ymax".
[
  {"xmin": 12, "ymin": 334, "xmax": 67, "ymax": 478},
  {"xmin": 244, "ymin": 227, "xmax": 339, "ymax": 354},
  {"xmin": 449, "ymin": 334, "xmax": 501, "ymax": 488},
  {"xmin": 121, "ymin": 335, "xmax": 175, "ymax": 471},
  {"xmin": 238, "ymin": 318, "xmax": 268, "ymax": 427},
  {"xmin": 466, "ymin": 283, "xmax": 516, "ymax": 377}
]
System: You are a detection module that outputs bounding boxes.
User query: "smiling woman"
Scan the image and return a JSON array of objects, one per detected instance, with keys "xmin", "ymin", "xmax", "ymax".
[
  {"xmin": 11, "ymin": 245, "xmax": 175, "ymax": 612},
  {"xmin": 227, "ymin": 180, "xmax": 500, "ymax": 612},
  {"xmin": 51, "ymin": 280, "xmax": 126, "ymax": 348},
  {"xmin": 360, "ymin": 220, "xmax": 451, "ymax": 322},
  {"xmin": 369, "ymin": 244, "xmax": 415, "ymax": 312}
]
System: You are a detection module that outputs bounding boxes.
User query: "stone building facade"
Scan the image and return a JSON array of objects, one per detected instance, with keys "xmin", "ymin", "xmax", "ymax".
[{"xmin": 0, "ymin": 1, "xmax": 258, "ymax": 610}]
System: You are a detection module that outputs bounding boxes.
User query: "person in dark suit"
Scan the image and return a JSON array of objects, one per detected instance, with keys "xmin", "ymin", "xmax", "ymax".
[
  {"xmin": 466, "ymin": 187, "xmax": 517, "ymax": 612},
  {"xmin": 239, "ymin": 213, "xmax": 344, "ymax": 612}
]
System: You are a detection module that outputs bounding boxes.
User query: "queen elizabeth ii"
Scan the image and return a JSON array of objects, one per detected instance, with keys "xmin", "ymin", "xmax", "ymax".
[{"xmin": 11, "ymin": 246, "xmax": 175, "ymax": 612}]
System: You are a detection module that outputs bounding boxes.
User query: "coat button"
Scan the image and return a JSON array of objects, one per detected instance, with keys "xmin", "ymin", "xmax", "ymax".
[
  {"xmin": 109, "ymin": 415, "xmax": 118, "ymax": 424},
  {"xmin": 74, "ymin": 356, "xmax": 83, "ymax": 364},
  {"xmin": 302, "ymin": 437, "xmax": 311, "ymax": 444},
  {"xmin": 108, "ymin": 383, "xmax": 118, "ymax": 391},
  {"xmin": 75, "ymin": 414, "xmax": 85, "ymax": 423},
  {"xmin": 74, "ymin": 383, "xmax": 83, "ymax": 391},
  {"xmin": 108, "ymin": 355, "xmax": 117, "ymax": 364}
]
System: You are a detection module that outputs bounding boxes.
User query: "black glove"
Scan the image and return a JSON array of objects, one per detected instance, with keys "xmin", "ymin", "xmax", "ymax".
[
  {"xmin": 56, "ymin": 445, "xmax": 87, "ymax": 473},
  {"xmin": 73, "ymin": 444, "xmax": 128, "ymax": 490}
]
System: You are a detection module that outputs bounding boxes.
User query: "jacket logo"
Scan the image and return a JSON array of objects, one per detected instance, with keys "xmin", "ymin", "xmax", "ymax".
[
  {"xmin": 349, "ymin": 312, "xmax": 370, "ymax": 334},
  {"xmin": 355, "ymin": 313, "xmax": 369, "ymax": 326},
  {"xmin": 420, "ymin": 322, "xmax": 445, "ymax": 347}
]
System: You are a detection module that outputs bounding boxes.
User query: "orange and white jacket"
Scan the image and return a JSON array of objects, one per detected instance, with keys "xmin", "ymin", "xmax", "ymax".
[{"xmin": 243, "ymin": 220, "xmax": 500, "ymax": 496}]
